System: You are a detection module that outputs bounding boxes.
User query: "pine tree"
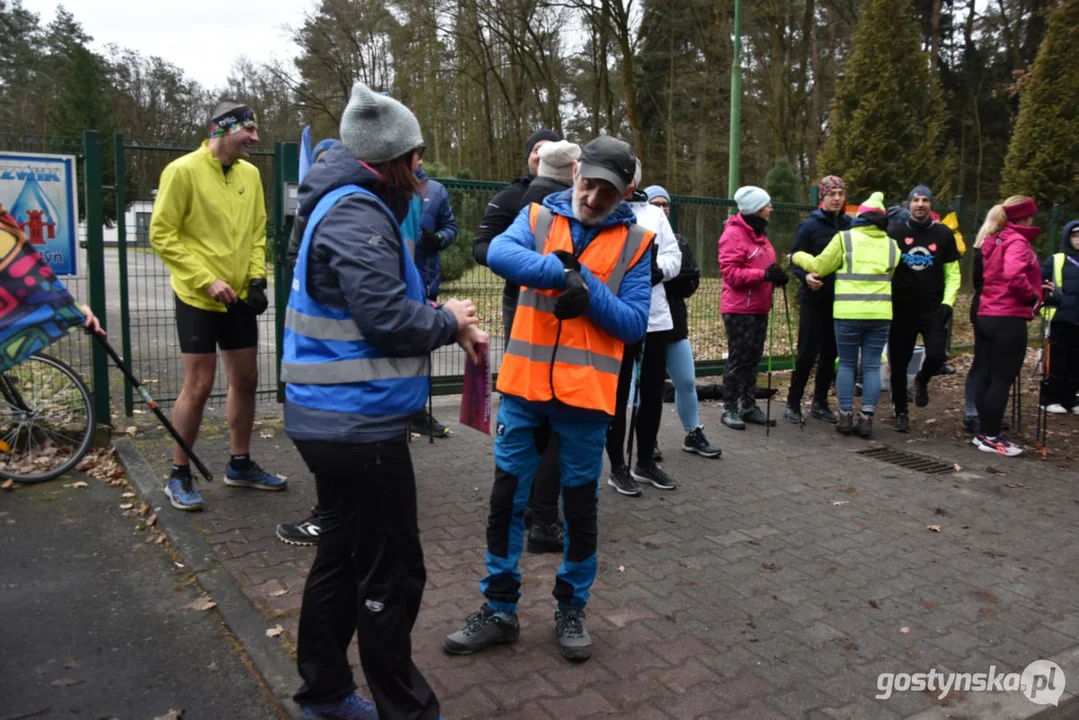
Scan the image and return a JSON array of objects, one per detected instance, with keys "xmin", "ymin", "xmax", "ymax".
[
  {"xmin": 1000, "ymin": 0, "xmax": 1079, "ymax": 208},
  {"xmin": 818, "ymin": 0, "xmax": 953, "ymax": 199}
]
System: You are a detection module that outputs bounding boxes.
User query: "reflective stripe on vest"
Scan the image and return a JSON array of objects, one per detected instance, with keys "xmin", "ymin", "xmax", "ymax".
[
  {"xmin": 503, "ymin": 337, "xmax": 623, "ymax": 375},
  {"xmin": 285, "ymin": 306, "xmax": 364, "ymax": 341},
  {"xmin": 281, "ymin": 355, "xmax": 429, "ymax": 385},
  {"xmin": 1041, "ymin": 253, "xmax": 1064, "ymax": 322},
  {"xmin": 832, "ymin": 228, "xmax": 896, "ymax": 320},
  {"xmin": 835, "ymin": 231, "xmax": 897, "ymax": 283}
]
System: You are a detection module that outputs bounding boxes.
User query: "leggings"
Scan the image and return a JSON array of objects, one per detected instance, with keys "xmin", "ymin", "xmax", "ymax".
[
  {"xmin": 666, "ymin": 338, "xmax": 699, "ymax": 432},
  {"xmin": 973, "ymin": 316, "xmax": 1029, "ymax": 437}
]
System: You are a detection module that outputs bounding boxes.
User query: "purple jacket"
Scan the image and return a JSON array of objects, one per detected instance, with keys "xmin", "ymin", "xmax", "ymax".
[
  {"xmin": 718, "ymin": 213, "xmax": 776, "ymax": 315},
  {"xmin": 977, "ymin": 223, "xmax": 1043, "ymax": 320}
]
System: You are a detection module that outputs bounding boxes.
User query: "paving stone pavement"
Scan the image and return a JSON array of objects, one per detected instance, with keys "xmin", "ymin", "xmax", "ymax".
[{"xmin": 128, "ymin": 393, "xmax": 1079, "ymax": 719}]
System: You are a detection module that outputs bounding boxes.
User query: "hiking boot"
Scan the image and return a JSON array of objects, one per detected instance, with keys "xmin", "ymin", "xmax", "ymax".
[
  {"xmin": 652, "ymin": 445, "xmax": 663, "ymax": 463},
  {"xmin": 301, "ymin": 692, "xmax": 378, "ymax": 720},
  {"xmin": 554, "ymin": 606, "xmax": 592, "ymax": 661},
  {"xmin": 721, "ymin": 408, "xmax": 746, "ymax": 430},
  {"xmin": 914, "ymin": 377, "xmax": 930, "ymax": 408},
  {"xmin": 937, "ymin": 364, "xmax": 956, "ymax": 376},
  {"xmin": 607, "ymin": 464, "xmax": 642, "ymax": 497},
  {"xmin": 683, "ymin": 427, "xmax": 721, "ymax": 458},
  {"xmin": 810, "ymin": 402, "xmax": 838, "ymax": 424},
  {"xmin": 973, "ymin": 434, "xmax": 1022, "ymax": 457},
  {"xmin": 740, "ymin": 405, "xmax": 776, "ymax": 427},
  {"xmin": 963, "ymin": 415, "xmax": 980, "ymax": 434},
  {"xmin": 854, "ymin": 412, "xmax": 873, "ymax": 438},
  {"xmin": 277, "ymin": 507, "xmax": 320, "ymax": 546},
  {"xmin": 893, "ymin": 412, "xmax": 910, "ymax": 433},
  {"xmin": 165, "ymin": 473, "xmax": 203, "ymax": 511},
  {"xmin": 784, "ymin": 405, "xmax": 804, "ymax": 424},
  {"xmin": 410, "ymin": 411, "xmax": 451, "ymax": 437},
  {"xmin": 527, "ymin": 520, "xmax": 564, "ymax": 554},
  {"xmin": 444, "ymin": 605, "xmax": 520, "ymax": 655},
  {"xmin": 836, "ymin": 411, "xmax": 854, "ymax": 435},
  {"xmin": 225, "ymin": 460, "xmax": 287, "ymax": 491},
  {"xmin": 631, "ymin": 462, "xmax": 677, "ymax": 490}
]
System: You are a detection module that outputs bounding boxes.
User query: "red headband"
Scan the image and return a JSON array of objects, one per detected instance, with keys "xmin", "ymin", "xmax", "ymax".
[{"xmin": 1004, "ymin": 198, "xmax": 1038, "ymax": 221}]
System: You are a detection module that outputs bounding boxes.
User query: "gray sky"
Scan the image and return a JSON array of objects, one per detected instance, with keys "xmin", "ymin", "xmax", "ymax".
[{"xmin": 23, "ymin": 0, "xmax": 313, "ymax": 90}]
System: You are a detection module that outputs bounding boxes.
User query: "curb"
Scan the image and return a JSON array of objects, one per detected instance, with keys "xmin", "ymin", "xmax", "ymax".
[{"xmin": 113, "ymin": 439, "xmax": 302, "ymax": 719}]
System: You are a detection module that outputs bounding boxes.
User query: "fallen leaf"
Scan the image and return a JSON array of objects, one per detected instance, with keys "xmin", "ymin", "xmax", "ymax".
[
  {"xmin": 927, "ymin": 525, "xmax": 941, "ymax": 532},
  {"xmin": 125, "ymin": 426, "xmax": 138, "ymax": 437},
  {"xmin": 1, "ymin": 479, "xmax": 13, "ymax": 491},
  {"xmin": 869, "ymin": 599, "xmax": 880, "ymax": 609},
  {"xmin": 935, "ymin": 507, "xmax": 948, "ymax": 516},
  {"xmin": 953, "ymin": 463, "xmax": 962, "ymax": 472},
  {"xmin": 50, "ymin": 678, "xmax": 83, "ymax": 687},
  {"xmin": 121, "ymin": 491, "xmax": 135, "ymax": 498},
  {"xmin": 146, "ymin": 514, "xmax": 157, "ymax": 527},
  {"xmin": 185, "ymin": 597, "xmax": 217, "ymax": 612},
  {"xmin": 838, "ymin": 486, "xmax": 857, "ymax": 494},
  {"xmin": 269, "ymin": 589, "xmax": 289, "ymax": 597},
  {"xmin": 154, "ymin": 533, "xmax": 167, "ymax": 544},
  {"xmin": 63, "ymin": 481, "xmax": 88, "ymax": 489},
  {"xmin": 986, "ymin": 466, "xmax": 1006, "ymax": 476},
  {"xmin": 174, "ymin": 561, "xmax": 184, "ymax": 569},
  {"xmin": 259, "ymin": 430, "xmax": 274, "ymax": 439},
  {"xmin": 266, "ymin": 625, "xmax": 285, "ymax": 638},
  {"xmin": 900, "ymin": 626, "xmax": 911, "ymax": 634},
  {"xmin": 119, "ymin": 503, "xmax": 134, "ymax": 510},
  {"xmin": 618, "ymin": 565, "xmax": 625, "ymax": 572},
  {"xmin": 153, "ymin": 710, "xmax": 183, "ymax": 720},
  {"xmin": 207, "ymin": 662, "xmax": 218, "ymax": 671},
  {"xmin": 832, "ymin": 500, "xmax": 849, "ymax": 506},
  {"xmin": 925, "ymin": 418, "xmax": 938, "ymax": 425}
]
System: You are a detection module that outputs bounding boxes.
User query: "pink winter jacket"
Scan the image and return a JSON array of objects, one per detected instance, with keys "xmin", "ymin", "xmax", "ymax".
[
  {"xmin": 718, "ymin": 212, "xmax": 776, "ymax": 315},
  {"xmin": 977, "ymin": 223, "xmax": 1042, "ymax": 320}
]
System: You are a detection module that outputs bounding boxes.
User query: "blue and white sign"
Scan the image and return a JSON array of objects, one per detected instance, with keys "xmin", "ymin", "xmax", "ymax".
[{"xmin": 0, "ymin": 152, "xmax": 78, "ymax": 276}]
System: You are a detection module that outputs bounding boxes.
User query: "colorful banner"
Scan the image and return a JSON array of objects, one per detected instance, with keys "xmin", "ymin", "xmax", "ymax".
[
  {"xmin": 0, "ymin": 205, "xmax": 84, "ymax": 374},
  {"xmin": 0, "ymin": 152, "xmax": 79, "ymax": 276}
]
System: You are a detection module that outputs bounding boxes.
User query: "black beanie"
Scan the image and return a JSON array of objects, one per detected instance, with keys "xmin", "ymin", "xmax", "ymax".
[{"xmin": 525, "ymin": 129, "xmax": 561, "ymax": 163}]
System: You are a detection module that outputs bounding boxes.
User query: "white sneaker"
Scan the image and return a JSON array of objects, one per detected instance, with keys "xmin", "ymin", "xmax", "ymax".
[
  {"xmin": 973, "ymin": 434, "xmax": 1023, "ymax": 457},
  {"xmin": 1041, "ymin": 404, "xmax": 1068, "ymax": 414},
  {"xmin": 1071, "ymin": 405, "xmax": 1079, "ymax": 415}
]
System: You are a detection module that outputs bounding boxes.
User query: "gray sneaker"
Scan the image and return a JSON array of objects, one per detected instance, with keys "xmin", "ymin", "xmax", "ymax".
[
  {"xmin": 444, "ymin": 605, "xmax": 519, "ymax": 655},
  {"xmin": 554, "ymin": 607, "xmax": 592, "ymax": 661}
]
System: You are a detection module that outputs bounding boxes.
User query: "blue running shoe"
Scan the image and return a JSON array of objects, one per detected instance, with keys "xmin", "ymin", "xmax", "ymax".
[
  {"xmin": 225, "ymin": 460, "xmax": 287, "ymax": 491},
  {"xmin": 301, "ymin": 692, "xmax": 378, "ymax": 719},
  {"xmin": 165, "ymin": 474, "xmax": 203, "ymax": 511}
]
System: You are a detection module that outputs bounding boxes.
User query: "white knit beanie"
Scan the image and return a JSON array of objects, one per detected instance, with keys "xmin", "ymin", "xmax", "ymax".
[
  {"xmin": 338, "ymin": 83, "xmax": 423, "ymax": 164},
  {"xmin": 734, "ymin": 186, "xmax": 771, "ymax": 214},
  {"xmin": 536, "ymin": 141, "xmax": 581, "ymax": 184}
]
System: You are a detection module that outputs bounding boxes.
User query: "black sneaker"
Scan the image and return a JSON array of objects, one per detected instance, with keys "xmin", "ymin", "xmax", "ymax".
[
  {"xmin": 276, "ymin": 507, "xmax": 320, "ymax": 546},
  {"xmin": 554, "ymin": 607, "xmax": 592, "ymax": 661},
  {"xmin": 836, "ymin": 411, "xmax": 854, "ymax": 435},
  {"xmin": 963, "ymin": 415, "xmax": 980, "ymax": 434},
  {"xmin": 854, "ymin": 412, "xmax": 873, "ymax": 438},
  {"xmin": 937, "ymin": 364, "xmax": 957, "ymax": 376},
  {"xmin": 810, "ymin": 402, "xmax": 838, "ymax": 423},
  {"xmin": 607, "ymin": 464, "xmax": 642, "ymax": 496},
  {"xmin": 784, "ymin": 405, "xmax": 804, "ymax": 424},
  {"xmin": 683, "ymin": 427, "xmax": 721, "ymax": 458},
  {"xmin": 631, "ymin": 462, "xmax": 677, "ymax": 490},
  {"xmin": 410, "ymin": 412, "xmax": 450, "ymax": 438},
  {"xmin": 914, "ymin": 377, "xmax": 930, "ymax": 408},
  {"xmin": 721, "ymin": 408, "xmax": 746, "ymax": 430},
  {"xmin": 740, "ymin": 404, "xmax": 776, "ymax": 426},
  {"xmin": 652, "ymin": 445, "xmax": 663, "ymax": 463},
  {"xmin": 444, "ymin": 605, "xmax": 520, "ymax": 655},
  {"xmin": 893, "ymin": 412, "xmax": 910, "ymax": 433},
  {"xmin": 527, "ymin": 520, "xmax": 564, "ymax": 554}
]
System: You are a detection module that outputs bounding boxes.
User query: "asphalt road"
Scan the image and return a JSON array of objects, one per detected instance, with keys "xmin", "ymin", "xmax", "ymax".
[{"xmin": 0, "ymin": 474, "xmax": 284, "ymax": 719}]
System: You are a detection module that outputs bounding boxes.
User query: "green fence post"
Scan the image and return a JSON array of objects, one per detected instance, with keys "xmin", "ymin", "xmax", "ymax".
[
  {"xmin": 669, "ymin": 197, "xmax": 680, "ymax": 234},
  {"xmin": 83, "ymin": 130, "xmax": 111, "ymax": 425},
  {"xmin": 273, "ymin": 142, "xmax": 298, "ymax": 403},
  {"xmin": 114, "ymin": 133, "xmax": 133, "ymax": 416},
  {"xmin": 809, "ymin": 185, "xmax": 819, "ymax": 207}
]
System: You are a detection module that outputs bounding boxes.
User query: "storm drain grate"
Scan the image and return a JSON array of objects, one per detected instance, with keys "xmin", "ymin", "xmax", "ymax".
[{"xmin": 856, "ymin": 446, "xmax": 956, "ymax": 475}]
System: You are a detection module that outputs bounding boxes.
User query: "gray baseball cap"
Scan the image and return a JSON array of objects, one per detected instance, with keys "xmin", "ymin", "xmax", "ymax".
[{"xmin": 577, "ymin": 136, "xmax": 636, "ymax": 194}]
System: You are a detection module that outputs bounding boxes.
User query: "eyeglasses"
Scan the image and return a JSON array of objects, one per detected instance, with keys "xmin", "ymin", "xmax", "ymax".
[
  {"xmin": 650, "ymin": 200, "xmax": 670, "ymax": 208},
  {"xmin": 415, "ymin": 145, "xmax": 426, "ymax": 160}
]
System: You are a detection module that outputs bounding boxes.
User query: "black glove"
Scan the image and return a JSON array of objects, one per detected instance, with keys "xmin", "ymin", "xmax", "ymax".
[
  {"xmin": 1044, "ymin": 291, "xmax": 1062, "ymax": 307},
  {"xmin": 551, "ymin": 249, "xmax": 580, "ymax": 272},
  {"xmin": 244, "ymin": 278, "xmax": 269, "ymax": 315},
  {"xmin": 554, "ymin": 269, "xmax": 590, "ymax": 320},
  {"xmin": 650, "ymin": 251, "xmax": 664, "ymax": 286},
  {"xmin": 764, "ymin": 263, "xmax": 789, "ymax": 286},
  {"xmin": 421, "ymin": 228, "xmax": 442, "ymax": 254},
  {"xmin": 939, "ymin": 303, "xmax": 953, "ymax": 322}
]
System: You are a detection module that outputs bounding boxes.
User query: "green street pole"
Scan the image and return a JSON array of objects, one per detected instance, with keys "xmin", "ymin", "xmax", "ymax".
[
  {"xmin": 728, "ymin": 0, "xmax": 743, "ymax": 198},
  {"xmin": 83, "ymin": 130, "xmax": 111, "ymax": 425}
]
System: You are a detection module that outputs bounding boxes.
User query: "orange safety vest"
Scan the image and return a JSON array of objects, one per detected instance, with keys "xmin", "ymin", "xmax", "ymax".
[{"xmin": 497, "ymin": 203, "xmax": 653, "ymax": 415}]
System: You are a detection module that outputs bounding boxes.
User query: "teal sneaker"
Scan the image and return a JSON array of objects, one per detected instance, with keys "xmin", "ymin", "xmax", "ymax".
[
  {"xmin": 301, "ymin": 692, "xmax": 378, "ymax": 719},
  {"xmin": 165, "ymin": 474, "xmax": 203, "ymax": 511},
  {"xmin": 224, "ymin": 460, "xmax": 287, "ymax": 491}
]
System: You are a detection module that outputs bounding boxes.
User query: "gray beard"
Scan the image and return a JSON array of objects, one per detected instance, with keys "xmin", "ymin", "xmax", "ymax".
[{"xmin": 571, "ymin": 192, "xmax": 615, "ymax": 226}]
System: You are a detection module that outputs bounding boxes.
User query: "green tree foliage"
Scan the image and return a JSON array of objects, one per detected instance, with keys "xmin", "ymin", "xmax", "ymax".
[
  {"xmin": 1000, "ymin": 0, "xmax": 1079, "ymax": 207},
  {"xmin": 764, "ymin": 159, "xmax": 799, "ymax": 203},
  {"xmin": 818, "ymin": 0, "xmax": 953, "ymax": 199}
]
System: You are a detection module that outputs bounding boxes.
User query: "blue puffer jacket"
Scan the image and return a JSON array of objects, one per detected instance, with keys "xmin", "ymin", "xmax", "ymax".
[
  {"xmin": 413, "ymin": 168, "xmax": 458, "ymax": 299},
  {"xmin": 1042, "ymin": 221, "xmax": 1079, "ymax": 326},
  {"xmin": 789, "ymin": 208, "xmax": 852, "ymax": 307}
]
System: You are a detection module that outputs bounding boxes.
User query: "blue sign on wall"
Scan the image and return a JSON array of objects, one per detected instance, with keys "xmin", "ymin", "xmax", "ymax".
[{"xmin": 0, "ymin": 153, "xmax": 79, "ymax": 276}]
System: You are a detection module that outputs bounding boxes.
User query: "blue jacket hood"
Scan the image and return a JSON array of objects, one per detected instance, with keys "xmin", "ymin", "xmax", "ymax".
[
  {"xmin": 297, "ymin": 143, "xmax": 383, "ymax": 219},
  {"xmin": 1061, "ymin": 221, "xmax": 1079, "ymax": 256},
  {"xmin": 415, "ymin": 167, "xmax": 430, "ymax": 182},
  {"xmin": 542, "ymin": 188, "xmax": 636, "ymax": 230}
]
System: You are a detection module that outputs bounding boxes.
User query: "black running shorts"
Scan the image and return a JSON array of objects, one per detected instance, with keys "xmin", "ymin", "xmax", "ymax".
[{"xmin": 174, "ymin": 295, "xmax": 258, "ymax": 354}]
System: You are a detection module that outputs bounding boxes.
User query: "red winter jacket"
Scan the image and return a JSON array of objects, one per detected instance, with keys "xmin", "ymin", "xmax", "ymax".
[
  {"xmin": 718, "ymin": 213, "xmax": 776, "ymax": 315},
  {"xmin": 977, "ymin": 223, "xmax": 1042, "ymax": 320}
]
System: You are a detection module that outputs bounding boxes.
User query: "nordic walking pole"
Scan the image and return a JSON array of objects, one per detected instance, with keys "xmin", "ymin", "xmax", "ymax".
[
  {"xmin": 781, "ymin": 282, "xmax": 801, "ymax": 430},
  {"xmin": 89, "ymin": 332, "xmax": 213, "ymax": 482},
  {"xmin": 626, "ymin": 339, "xmax": 646, "ymax": 465},
  {"xmin": 767, "ymin": 287, "xmax": 775, "ymax": 437}
]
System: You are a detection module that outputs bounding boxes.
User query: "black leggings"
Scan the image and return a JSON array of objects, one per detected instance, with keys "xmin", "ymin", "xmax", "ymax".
[
  {"xmin": 606, "ymin": 332, "xmax": 670, "ymax": 469},
  {"xmin": 974, "ymin": 316, "xmax": 1029, "ymax": 437}
]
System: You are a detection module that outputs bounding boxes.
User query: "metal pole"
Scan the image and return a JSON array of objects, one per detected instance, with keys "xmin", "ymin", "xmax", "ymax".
[
  {"xmin": 273, "ymin": 142, "xmax": 299, "ymax": 403},
  {"xmin": 727, "ymin": 0, "xmax": 743, "ymax": 198},
  {"xmin": 114, "ymin": 132, "xmax": 134, "ymax": 417},
  {"xmin": 83, "ymin": 130, "xmax": 111, "ymax": 426}
]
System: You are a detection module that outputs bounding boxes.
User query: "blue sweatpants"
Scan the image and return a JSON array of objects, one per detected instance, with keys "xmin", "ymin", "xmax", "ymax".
[{"xmin": 480, "ymin": 394, "xmax": 607, "ymax": 613}]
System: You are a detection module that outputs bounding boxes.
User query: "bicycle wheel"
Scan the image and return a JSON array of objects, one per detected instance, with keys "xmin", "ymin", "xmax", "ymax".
[{"xmin": 0, "ymin": 352, "xmax": 95, "ymax": 484}]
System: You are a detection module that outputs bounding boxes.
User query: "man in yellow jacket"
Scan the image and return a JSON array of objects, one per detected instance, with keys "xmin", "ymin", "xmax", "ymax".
[{"xmin": 150, "ymin": 101, "xmax": 285, "ymax": 511}]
